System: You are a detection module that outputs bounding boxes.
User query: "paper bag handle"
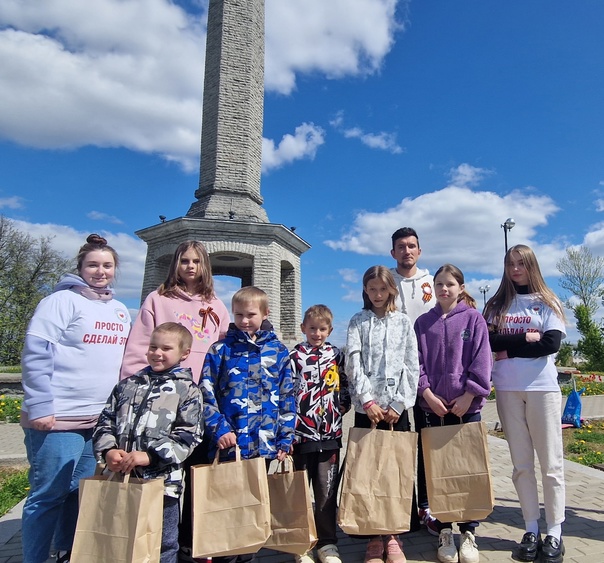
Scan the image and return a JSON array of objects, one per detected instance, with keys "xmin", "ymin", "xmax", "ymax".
[{"xmin": 212, "ymin": 444, "xmax": 242, "ymax": 465}]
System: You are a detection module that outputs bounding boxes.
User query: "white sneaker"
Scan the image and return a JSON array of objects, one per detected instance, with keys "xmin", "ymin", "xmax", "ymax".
[
  {"xmin": 459, "ymin": 531, "xmax": 479, "ymax": 563},
  {"xmin": 317, "ymin": 544, "xmax": 342, "ymax": 563},
  {"xmin": 295, "ymin": 550, "xmax": 316, "ymax": 563},
  {"xmin": 437, "ymin": 529, "xmax": 459, "ymax": 563}
]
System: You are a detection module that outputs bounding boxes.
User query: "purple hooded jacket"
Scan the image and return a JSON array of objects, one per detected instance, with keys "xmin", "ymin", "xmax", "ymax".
[{"xmin": 414, "ymin": 301, "xmax": 492, "ymax": 415}]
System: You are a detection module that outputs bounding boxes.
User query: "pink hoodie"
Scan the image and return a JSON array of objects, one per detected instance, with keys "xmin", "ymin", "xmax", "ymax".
[{"xmin": 120, "ymin": 289, "xmax": 230, "ymax": 383}]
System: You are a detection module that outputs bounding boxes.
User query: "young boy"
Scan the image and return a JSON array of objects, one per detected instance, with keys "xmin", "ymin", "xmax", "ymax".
[
  {"xmin": 201, "ymin": 286, "xmax": 295, "ymax": 563},
  {"xmin": 201, "ymin": 286, "xmax": 295, "ymax": 462},
  {"xmin": 93, "ymin": 322, "xmax": 203, "ymax": 563},
  {"xmin": 290, "ymin": 305, "xmax": 350, "ymax": 563}
]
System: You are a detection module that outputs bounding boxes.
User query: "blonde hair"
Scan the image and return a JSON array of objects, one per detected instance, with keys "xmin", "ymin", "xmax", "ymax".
[
  {"xmin": 232, "ymin": 286, "xmax": 269, "ymax": 315},
  {"xmin": 362, "ymin": 266, "xmax": 398, "ymax": 313},
  {"xmin": 483, "ymin": 244, "xmax": 565, "ymax": 330},
  {"xmin": 152, "ymin": 322, "xmax": 193, "ymax": 352},
  {"xmin": 434, "ymin": 264, "xmax": 476, "ymax": 308},
  {"xmin": 302, "ymin": 304, "xmax": 333, "ymax": 328},
  {"xmin": 158, "ymin": 241, "xmax": 214, "ymax": 300}
]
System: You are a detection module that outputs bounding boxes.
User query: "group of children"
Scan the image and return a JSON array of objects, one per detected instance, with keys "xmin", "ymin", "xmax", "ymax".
[{"xmin": 92, "ymin": 234, "xmax": 566, "ymax": 563}]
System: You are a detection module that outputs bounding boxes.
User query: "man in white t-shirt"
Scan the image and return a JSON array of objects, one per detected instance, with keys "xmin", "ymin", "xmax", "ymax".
[
  {"xmin": 390, "ymin": 227, "xmax": 437, "ymax": 536},
  {"xmin": 390, "ymin": 227, "xmax": 434, "ymax": 322}
]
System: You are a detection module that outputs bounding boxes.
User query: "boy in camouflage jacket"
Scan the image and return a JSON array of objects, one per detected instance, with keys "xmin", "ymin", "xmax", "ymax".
[{"xmin": 94, "ymin": 322, "xmax": 203, "ymax": 563}]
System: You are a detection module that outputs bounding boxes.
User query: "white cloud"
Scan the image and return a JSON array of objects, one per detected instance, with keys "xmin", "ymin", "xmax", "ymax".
[
  {"xmin": 448, "ymin": 163, "xmax": 492, "ymax": 188},
  {"xmin": 325, "ymin": 164, "xmax": 564, "ymax": 277},
  {"xmin": 595, "ymin": 199, "xmax": 604, "ymax": 212},
  {"xmin": 12, "ymin": 219, "xmax": 146, "ymax": 301},
  {"xmin": 342, "ymin": 287, "xmax": 362, "ymax": 303},
  {"xmin": 262, "ymin": 123, "xmax": 325, "ymax": 173},
  {"xmin": 87, "ymin": 211, "xmax": 124, "ymax": 225},
  {"xmin": 338, "ymin": 268, "xmax": 360, "ymax": 284},
  {"xmin": 265, "ymin": 0, "xmax": 402, "ymax": 94},
  {"xmin": 331, "ymin": 111, "xmax": 403, "ymax": 154},
  {"xmin": 0, "ymin": 0, "xmax": 402, "ymax": 171},
  {"xmin": 0, "ymin": 196, "xmax": 24, "ymax": 209}
]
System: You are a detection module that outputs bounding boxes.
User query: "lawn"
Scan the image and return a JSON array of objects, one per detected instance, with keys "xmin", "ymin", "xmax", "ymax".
[{"xmin": 0, "ymin": 467, "xmax": 29, "ymax": 518}]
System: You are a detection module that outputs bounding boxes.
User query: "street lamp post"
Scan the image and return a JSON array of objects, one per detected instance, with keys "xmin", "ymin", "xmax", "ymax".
[
  {"xmin": 501, "ymin": 218, "xmax": 515, "ymax": 253},
  {"xmin": 479, "ymin": 284, "xmax": 490, "ymax": 307}
]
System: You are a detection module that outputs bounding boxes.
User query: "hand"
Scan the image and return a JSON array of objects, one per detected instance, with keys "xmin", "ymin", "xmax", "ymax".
[
  {"xmin": 424, "ymin": 390, "xmax": 449, "ymax": 417},
  {"xmin": 105, "ymin": 449, "xmax": 127, "ymax": 472},
  {"xmin": 276, "ymin": 449, "xmax": 287, "ymax": 462},
  {"xmin": 525, "ymin": 331, "xmax": 541, "ymax": 343},
  {"xmin": 383, "ymin": 407, "xmax": 401, "ymax": 425},
  {"xmin": 217, "ymin": 431, "xmax": 237, "ymax": 450},
  {"xmin": 120, "ymin": 451, "xmax": 151, "ymax": 474},
  {"xmin": 31, "ymin": 415, "xmax": 55, "ymax": 431},
  {"xmin": 365, "ymin": 403, "xmax": 385, "ymax": 425},
  {"xmin": 450, "ymin": 392, "xmax": 474, "ymax": 418},
  {"xmin": 495, "ymin": 350, "xmax": 509, "ymax": 361}
]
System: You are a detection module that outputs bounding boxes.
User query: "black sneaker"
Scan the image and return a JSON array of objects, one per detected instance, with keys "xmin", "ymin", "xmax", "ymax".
[
  {"xmin": 516, "ymin": 532, "xmax": 541, "ymax": 561},
  {"xmin": 56, "ymin": 551, "xmax": 71, "ymax": 563},
  {"xmin": 541, "ymin": 535, "xmax": 564, "ymax": 563}
]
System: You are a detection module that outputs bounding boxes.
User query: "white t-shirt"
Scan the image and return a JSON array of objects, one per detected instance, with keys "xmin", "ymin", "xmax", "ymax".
[
  {"xmin": 491, "ymin": 294, "xmax": 566, "ymax": 392},
  {"xmin": 25, "ymin": 290, "xmax": 131, "ymax": 417}
]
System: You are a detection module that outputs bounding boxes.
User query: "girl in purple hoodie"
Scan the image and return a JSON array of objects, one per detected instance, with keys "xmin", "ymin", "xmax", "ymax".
[{"xmin": 413, "ymin": 264, "xmax": 492, "ymax": 563}]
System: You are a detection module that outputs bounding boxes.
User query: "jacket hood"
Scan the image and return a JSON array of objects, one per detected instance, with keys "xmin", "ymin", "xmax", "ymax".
[
  {"xmin": 430, "ymin": 300, "xmax": 472, "ymax": 319},
  {"xmin": 397, "ymin": 267, "xmax": 431, "ymax": 282},
  {"xmin": 53, "ymin": 273, "xmax": 91, "ymax": 292},
  {"xmin": 226, "ymin": 324, "xmax": 279, "ymax": 346},
  {"xmin": 294, "ymin": 341, "xmax": 336, "ymax": 355},
  {"xmin": 137, "ymin": 365, "xmax": 194, "ymax": 382}
]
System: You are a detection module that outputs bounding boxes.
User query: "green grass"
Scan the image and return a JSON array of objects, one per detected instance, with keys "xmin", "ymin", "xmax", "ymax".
[
  {"xmin": 0, "ymin": 467, "xmax": 29, "ymax": 517},
  {"xmin": 564, "ymin": 421, "xmax": 604, "ymax": 467},
  {"xmin": 0, "ymin": 396, "xmax": 22, "ymax": 422},
  {"xmin": 0, "ymin": 366, "xmax": 21, "ymax": 373}
]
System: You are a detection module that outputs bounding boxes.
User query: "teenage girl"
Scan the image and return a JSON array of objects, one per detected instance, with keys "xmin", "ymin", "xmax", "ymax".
[
  {"xmin": 21, "ymin": 234, "xmax": 131, "ymax": 563},
  {"xmin": 483, "ymin": 245, "xmax": 566, "ymax": 563},
  {"xmin": 120, "ymin": 240, "xmax": 230, "ymax": 563},
  {"xmin": 414, "ymin": 264, "xmax": 492, "ymax": 563},
  {"xmin": 346, "ymin": 265, "xmax": 420, "ymax": 563},
  {"xmin": 120, "ymin": 240, "xmax": 230, "ymax": 382}
]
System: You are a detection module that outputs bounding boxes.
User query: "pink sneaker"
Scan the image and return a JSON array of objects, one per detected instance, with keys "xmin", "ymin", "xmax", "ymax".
[
  {"xmin": 385, "ymin": 535, "xmax": 406, "ymax": 563},
  {"xmin": 364, "ymin": 536, "xmax": 385, "ymax": 563}
]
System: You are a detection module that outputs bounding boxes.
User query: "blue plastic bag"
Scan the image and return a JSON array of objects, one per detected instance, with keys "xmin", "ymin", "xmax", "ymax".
[{"xmin": 562, "ymin": 378, "xmax": 585, "ymax": 428}]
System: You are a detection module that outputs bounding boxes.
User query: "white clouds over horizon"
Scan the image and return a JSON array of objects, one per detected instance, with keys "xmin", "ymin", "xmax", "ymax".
[
  {"xmin": 0, "ymin": 0, "xmax": 403, "ymax": 172},
  {"xmin": 325, "ymin": 163, "xmax": 567, "ymax": 277}
]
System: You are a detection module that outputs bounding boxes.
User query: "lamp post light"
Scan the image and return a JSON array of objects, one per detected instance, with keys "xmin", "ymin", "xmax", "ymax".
[
  {"xmin": 479, "ymin": 284, "xmax": 490, "ymax": 307},
  {"xmin": 501, "ymin": 217, "xmax": 515, "ymax": 253}
]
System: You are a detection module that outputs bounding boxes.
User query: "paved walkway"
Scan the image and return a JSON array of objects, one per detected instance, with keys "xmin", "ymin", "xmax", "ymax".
[{"xmin": 2, "ymin": 398, "xmax": 604, "ymax": 562}]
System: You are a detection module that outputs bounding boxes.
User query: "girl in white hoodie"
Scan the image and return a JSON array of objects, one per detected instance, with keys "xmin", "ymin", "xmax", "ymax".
[{"xmin": 346, "ymin": 265, "xmax": 420, "ymax": 563}]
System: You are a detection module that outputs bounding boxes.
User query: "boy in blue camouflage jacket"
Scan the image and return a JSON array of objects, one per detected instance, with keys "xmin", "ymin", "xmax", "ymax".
[
  {"xmin": 201, "ymin": 286, "xmax": 295, "ymax": 462},
  {"xmin": 93, "ymin": 322, "xmax": 203, "ymax": 563}
]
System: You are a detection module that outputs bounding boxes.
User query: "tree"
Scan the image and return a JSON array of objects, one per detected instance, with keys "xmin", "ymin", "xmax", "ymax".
[
  {"xmin": 574, "ymin": 304, "xmax": 604, "ymax": 371},
  {"xmin": 556, "ymin": 246, "xmax": 604, "ymax": 314},
  {"xmin": 0, "ymin": 216, "xmax": 72, "ymax": 364}
]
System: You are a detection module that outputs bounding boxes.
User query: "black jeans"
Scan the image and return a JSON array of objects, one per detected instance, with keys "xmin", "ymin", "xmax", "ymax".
[
  {"xmin": 416, "ymin": 410, "xmax": 482, "ymax": 534},
  {"xmin": 292, "ymin": 449, "xmax": 340, "ymax": 548}
]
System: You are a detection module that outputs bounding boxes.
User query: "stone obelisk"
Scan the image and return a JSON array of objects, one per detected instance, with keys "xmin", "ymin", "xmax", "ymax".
[{"xmin": 136, "ymin": 0, "xmax": 310, "ymax": 341}]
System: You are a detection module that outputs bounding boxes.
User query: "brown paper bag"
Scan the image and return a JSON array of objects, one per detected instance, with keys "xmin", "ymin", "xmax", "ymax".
[
  {"xmin": 421, "ymin": 421, "xmax": 494, "ymax": 522},
  {"xmin": 191, "ymin": 447, "xmax": 271, "ymax": 558},
  {"xmin": 264, "ymin": 457, "xmax": 318, "ymax": 555},
  {"xmin": 338, "ymin": 427, "xmax": 418, "ymax": 535},
  {"xmin": 71, "ymin": 472, "xmax": 164, "ymax": 563}
]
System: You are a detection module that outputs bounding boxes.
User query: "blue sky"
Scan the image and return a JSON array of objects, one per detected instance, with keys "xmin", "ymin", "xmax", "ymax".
[{"xmin": 1, "ymin": 0, "xmax": 604, "ymax": 345}]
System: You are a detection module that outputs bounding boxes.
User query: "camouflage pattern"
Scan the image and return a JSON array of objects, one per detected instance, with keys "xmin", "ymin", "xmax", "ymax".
[
  {"xmin": 201, "ymin": 326, "xmax": 295, "ymax": 460},
  {"xmin": 93, "ymin": 365, "xmax": 203, "ymax": 498},
  {"xmin": 290, "ymin": 342, "xmax": 351, "ymax": 446}
]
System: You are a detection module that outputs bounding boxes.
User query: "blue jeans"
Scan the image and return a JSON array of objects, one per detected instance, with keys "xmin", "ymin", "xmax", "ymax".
[{"xmin": 22, "ymin": 427, "xmax": 96, "ymax": 563}]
